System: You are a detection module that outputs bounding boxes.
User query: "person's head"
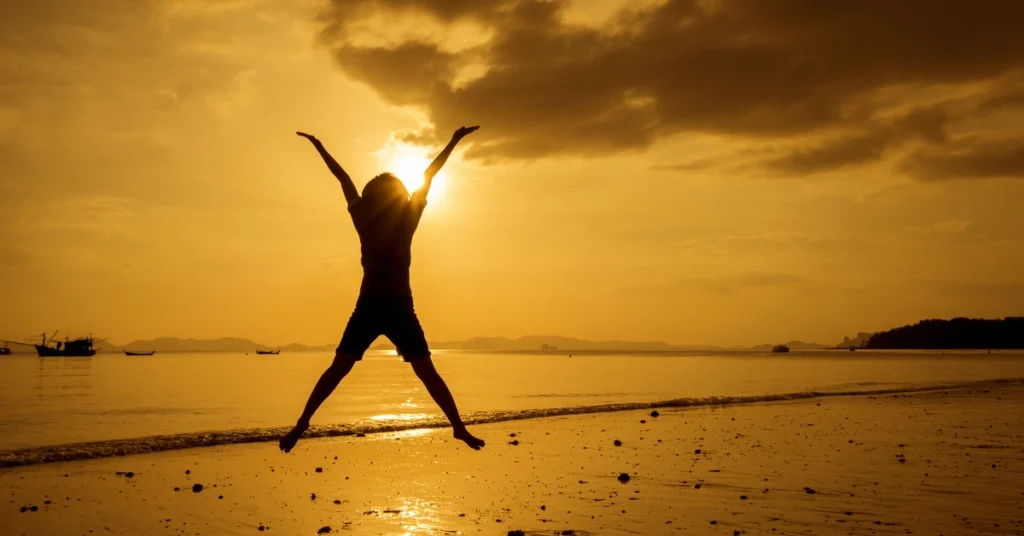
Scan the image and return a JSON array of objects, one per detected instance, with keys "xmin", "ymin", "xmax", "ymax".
[{"xmin": 361, "ymin": 172, "xmax": 409, "ymax": 207}]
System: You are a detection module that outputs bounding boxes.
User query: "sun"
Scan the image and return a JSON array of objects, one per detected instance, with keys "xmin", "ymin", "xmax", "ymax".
[{"xmin": 381, "ymin": 143, "xmax": 446, "ymax": 203}]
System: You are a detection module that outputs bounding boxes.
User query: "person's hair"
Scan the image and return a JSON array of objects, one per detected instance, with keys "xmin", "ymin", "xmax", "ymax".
[{"xmin": 361, "ymin": 172, "xmax": 409, "ymax": 205}]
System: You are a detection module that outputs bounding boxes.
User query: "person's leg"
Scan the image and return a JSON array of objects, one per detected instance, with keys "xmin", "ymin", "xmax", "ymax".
[
  {"xmin": 279, "ymin": 353, "xmax": 358, "ymax": 453},
  {"xmin": 409, "ymin": 357, "xmax": 485, "ymax": 450},
  {"xmin": 387, "ymin": 298, "xmax": 484, "ymax": 450},
  {"xmin": 280, "ymin": 301, "xmax": 378, "ymax": 453}
]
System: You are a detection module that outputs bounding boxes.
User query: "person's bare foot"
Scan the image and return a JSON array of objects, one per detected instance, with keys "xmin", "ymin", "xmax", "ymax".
[
  {"xmin": 453, "ymin": 427, "xmax": 485, "ymax": 450},
  {"xmin": 279, "ymin": 422, "xmax": 308, "ymax": 453}
]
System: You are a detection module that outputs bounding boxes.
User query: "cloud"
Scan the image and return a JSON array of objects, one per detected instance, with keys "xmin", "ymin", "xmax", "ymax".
[
  {"xmin": 630, "ymin": 271, "xmax": 812, "ymax": 295},
  {"xmin": 900, "ymin": 137, "xmax": 1024, "ymax": 181},
  {"xmin": 318, "ymin": 0, "xmax": 1024, "ymax": 178}
]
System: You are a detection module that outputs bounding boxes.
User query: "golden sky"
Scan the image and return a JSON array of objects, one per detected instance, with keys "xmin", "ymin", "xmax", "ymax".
[{"xmin": 1, "ymin": 0, "xmax": 1023, "ymax": 347}]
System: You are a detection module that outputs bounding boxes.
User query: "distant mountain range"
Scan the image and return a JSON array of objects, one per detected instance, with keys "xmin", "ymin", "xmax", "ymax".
[
  {"xmin": 1, "ymin": 333, "xmax": 879, "ymax": 354},
  {"xmin": 79, "ymin": 335, "xmax": 846, "ymax": 353}
]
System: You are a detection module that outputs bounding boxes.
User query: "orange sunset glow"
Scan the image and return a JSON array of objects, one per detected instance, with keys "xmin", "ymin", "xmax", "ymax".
[{"xmin": 2, "ymin": 2, "xmax": 1024, "ymax": 535}]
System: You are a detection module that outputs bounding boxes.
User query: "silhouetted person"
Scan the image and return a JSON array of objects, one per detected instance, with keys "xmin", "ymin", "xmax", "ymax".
[{"xmin": 280, "ymin": 126, "xmax": 484, "ymax": 452}]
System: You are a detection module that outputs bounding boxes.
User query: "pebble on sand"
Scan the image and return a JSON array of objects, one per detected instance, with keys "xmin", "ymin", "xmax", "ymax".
[
  {"xmin": 614, "ymin": 440, "xmax": 622, "ymax": 446},
  {"xmin": 257, "ymin": 525, "xmax": 265, "ymax": 532},
  {"xmin": 640, "ymin": 419, "xmax": 647, "ymax": 424},
  {"xmin": 317, "ymin": 526, "xmax": 332, "ymax": 534},
  {"xmin": 125, "ymin": 472, "xmax": 134, "ymax": 478},
  {"xmin": 192, "ymin": 484, "xmax": 203, "ymax": 493},
  {"xmin": 315, "ymin": 467, "xmax": 323, "ymax": 473},
  {"xmin": 650, "ymin": 410, "xmax": 660, "ymax": 417},
  {"xmin": 507, "ymin": 531, "xmax": 526, "ymax": 536},
  {"xmin": 509, "ymin": 439, "xmax": 520, "ymax": 446},
  {"xmin": 803, "ymin": 487, "xmax": 817, "ymax": 494},
  {"xmin": 617, "ymin": 473, "xmax": 631, "ymax": 483}
]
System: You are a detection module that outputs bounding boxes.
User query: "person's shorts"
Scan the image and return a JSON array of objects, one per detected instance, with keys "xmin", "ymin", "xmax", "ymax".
[{"xmin": 336, "ymin": 295, "xmax": 430, "ymax": 362}]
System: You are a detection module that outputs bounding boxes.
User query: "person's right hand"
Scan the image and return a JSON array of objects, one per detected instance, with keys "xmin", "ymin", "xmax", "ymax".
[
  {"xmin": 296, "ymin": 131, "xmax": 318, "ymax": 142},
  {"xmin": 453, "ymin": 126, "xmax": 479, "ymax": 141}
]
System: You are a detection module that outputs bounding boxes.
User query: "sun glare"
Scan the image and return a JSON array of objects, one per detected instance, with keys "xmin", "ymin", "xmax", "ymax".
[{"xmin": 381, "ymin": 143, "xmax": 446, "ymax": 203}]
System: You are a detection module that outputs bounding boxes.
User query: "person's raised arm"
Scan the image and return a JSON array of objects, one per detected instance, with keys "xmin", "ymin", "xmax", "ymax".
[
  {"xmin": 296, "ymin": 132, "xmax": 360, "ymax": 205},
  {"xmin": 416, "ymin": 126, "xmax": 479, "ymax": 201}
]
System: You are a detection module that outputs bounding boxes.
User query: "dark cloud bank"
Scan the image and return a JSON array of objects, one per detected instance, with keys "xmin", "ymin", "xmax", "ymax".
[{"xmin": 317, "ymin": 0, "xmax": 1024, "ymax": 179}]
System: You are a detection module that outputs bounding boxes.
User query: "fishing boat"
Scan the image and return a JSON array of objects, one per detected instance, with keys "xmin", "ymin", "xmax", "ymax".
[
  {"xmin": 123, "ymin": 350, "xmax": 155, "ymax": 356},
  {"xmin": 255, "ymin": 349, "xmax": 280, "ymax": 355},
  {"xmin": 771, "ymin": 344, "xmax": 790, "ymax": 353},
  {"xmin": 34, "ymin": 332, "xmax": 97, "ymax": 357}
]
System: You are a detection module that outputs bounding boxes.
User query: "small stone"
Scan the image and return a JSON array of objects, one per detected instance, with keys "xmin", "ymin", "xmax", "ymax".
[
  {"xmin": 258, "ymin": 525, "xmax": 265, "ymax": 532},
  {"xmin": 310, "ymin": 493, "xmax": 317, "ymax": 501},
  {"xmin": 694, "ymin": 483, "xmax": 701, "ymax": 489},
  {"xmin": 20, "ymin": 506, "xmax": 27, "ymax": 513},
  {"xmin": 218, "ymin": 495, "xmax": 224, "ymax": 500},
  {"xmin": 507, "ymin": 531, "xmax": 526, "ymax": 536},
  {"xmin": 540, "ymin": 505, "xmax": 546, "ymax": 510},
  {"xmin": 740, "ymin": 495, "xmax": 748, "ymax": 500},
  {"xmin": 185, "ymin": 470, "xmax": 190, "ymax": 475},
  {"xmin": 509, "ymin": 440, "xmax": 520, "ymax": 446},
  {"xmin": 650, "ymin": 410, "xmax": 660, "ymax": 417},
  {"xmin": 315, "ymin": 467, "xmax": 323, "ymax": 473},
  {"xmin": 125, "ymin": 472, "xmax": 134, "ymax": 478},
  {"xmin": 694, "ymin": 449, "xmax": 702, "ymax": 454},
  {"xmin": 617, "ymin": 473, "xmax": 631, "ymax": 483},
  {"xmin": 333, "ymin": 499, "xmax": 342, "ymax": 505},
  {"xmin": 356, "ymin": 433, "xmax": 366, "ymax": 437},
  {"xmin": 174, "ymin": 487, "xmax": 180, "ymax": 492},
  {"xmin": 640, "ymin": 419, "xmax": 647, "ymax": 424},
  {"xmin": 509, "ymin": 433, "xmax": 517, "ymax": 438},
  {"xmin": 192, "ymin": 484, "xmax": 203, "ymax": 493},
  {"xmin": 317, "ymin": 526, "xmax": 332, "ymax": 534},
  {"xmin": 30, "ymin": 505, "xmax": 38, "ymax": 512},
  {"xmin": 710, "ymin": 520, "xmax": 717, "ymax": 525},
  {"xmin": 844, "ymin": 511, "xmax": 853, "ymax": 516},
  {"xmin": 614, "ymin": 440, "xmax": 622, "ymax": 446},
  {"xmin": 803, "ymin": 487, "xmax": 817, "ymax": 494}
]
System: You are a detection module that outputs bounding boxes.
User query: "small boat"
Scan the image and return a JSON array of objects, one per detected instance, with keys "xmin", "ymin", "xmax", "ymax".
[
  {"xmin": 124, "ymin": 350, "xmax": 155, "ymax": 356},
  {"xmin": 0, "ymin": 345, "xmax": 10, "ymax": 356},
  {"xmin": 771, "ymin": 344, "xmax": 790, "ymax": 353},
  {"xmin": 255, "ymin": 349, "xmax": 280, "ymax": 355}
]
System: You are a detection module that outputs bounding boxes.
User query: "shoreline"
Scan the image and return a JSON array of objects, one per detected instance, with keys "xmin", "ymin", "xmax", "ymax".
[
  {"xmin": 3, "ymin": 384, "xmax": 1023, "ymax": 535},
  {"xmin": 3, "ymin": 377, "xmax": 1023, "ymax": 468}
]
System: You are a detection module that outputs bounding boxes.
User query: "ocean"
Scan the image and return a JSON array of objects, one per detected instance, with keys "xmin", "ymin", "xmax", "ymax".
[{"xmin": 1, "ymin": 349, "xmax": 1022, "ymax": 466}]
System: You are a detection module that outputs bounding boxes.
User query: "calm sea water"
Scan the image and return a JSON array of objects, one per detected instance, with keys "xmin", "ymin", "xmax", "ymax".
[{"xmin": 1, "ymin": 350, "xmax": 1023, "ymax": 454}]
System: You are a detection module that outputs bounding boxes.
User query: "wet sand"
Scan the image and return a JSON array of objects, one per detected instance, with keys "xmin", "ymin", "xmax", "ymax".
[{"xmin": 3, "ymin": 384, "xmax": 1023, "ymax": 535}]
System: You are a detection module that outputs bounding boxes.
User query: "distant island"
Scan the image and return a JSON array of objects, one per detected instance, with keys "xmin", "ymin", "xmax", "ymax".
[{"xmin": 864, "ymin": 317, "xmax": 1024, "ymax": 349}]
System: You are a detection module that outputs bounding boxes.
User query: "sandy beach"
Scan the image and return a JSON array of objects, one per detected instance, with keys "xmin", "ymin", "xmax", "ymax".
[{"xmin": 4, "ymin": 382, "xmax": 1023, "ymax": 536}]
